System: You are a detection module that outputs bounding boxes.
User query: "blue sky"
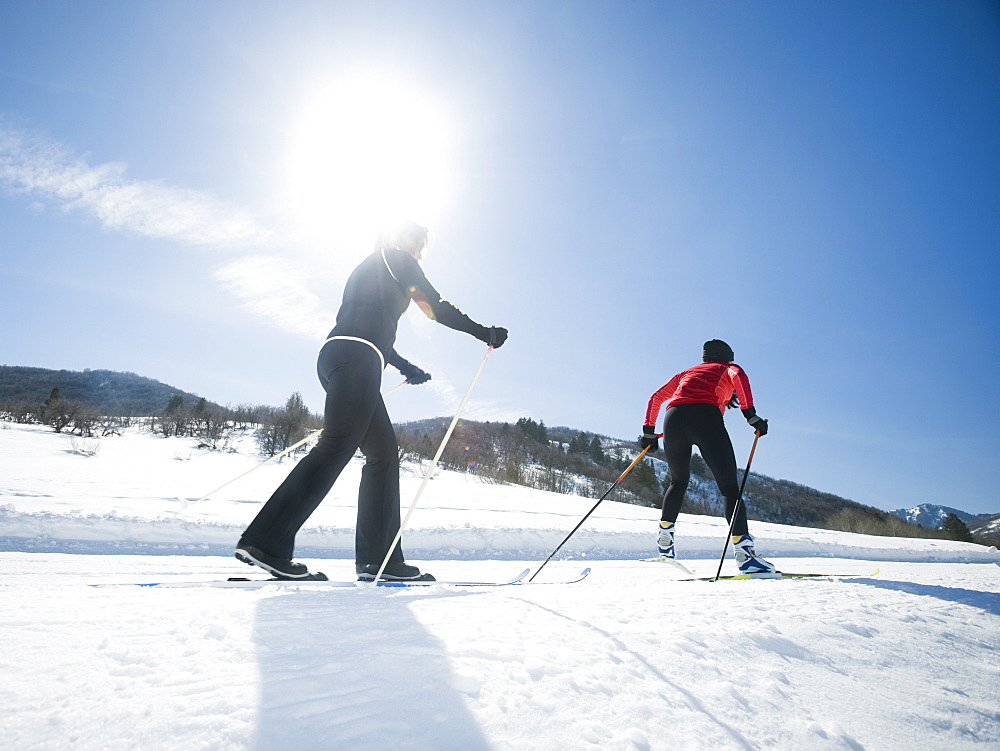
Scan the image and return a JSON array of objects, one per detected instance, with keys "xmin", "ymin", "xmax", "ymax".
[{"xmin": 2, "ymin": 1, "xmax": 998, "ymax": 516}]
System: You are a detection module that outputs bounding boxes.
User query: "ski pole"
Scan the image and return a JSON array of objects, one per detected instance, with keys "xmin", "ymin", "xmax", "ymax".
[
  {"xmin": 191, "ymin": 380, "xmax": 409, "ymax": 503},
  {"xmin": 369, "ymin": 346, "xmax": 494, "ymax": 584},
  {"xmin": 529, "ymin": 438, "xmax": 661, "ymax": 583},
  {"xmin": 710, "ymin": 431, "xmax": 761, "ymax": 582}
]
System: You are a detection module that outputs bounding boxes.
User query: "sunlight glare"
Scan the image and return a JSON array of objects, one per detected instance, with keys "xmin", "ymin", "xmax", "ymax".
[{"xmin": 281, "ymin": 72, "xmax": 456, "ymax": 253}]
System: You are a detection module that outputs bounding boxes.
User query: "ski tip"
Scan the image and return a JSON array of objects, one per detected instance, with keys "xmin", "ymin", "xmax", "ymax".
[
  {"xmin": 638, "ymin": 557, "xmax": 696, "ymax": 575},
  {"xmin": 511, "ymin": 568, "xmax": 531, "ymax": 583}
]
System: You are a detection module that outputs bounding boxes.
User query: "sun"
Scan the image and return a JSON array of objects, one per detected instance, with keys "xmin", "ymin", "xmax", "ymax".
[{"xmin": 280, "ymin": 70, "xmax": 456, "ymax": 252}]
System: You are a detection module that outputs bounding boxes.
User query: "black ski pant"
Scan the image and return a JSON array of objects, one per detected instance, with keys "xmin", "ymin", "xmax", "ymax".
[
  {"xmin": 240, "ymin": 339, "xmax": 405, "ymax": 567},
  {"xmin": 660, "ymin": 402, "xmax": 749, "ymax": 537}
]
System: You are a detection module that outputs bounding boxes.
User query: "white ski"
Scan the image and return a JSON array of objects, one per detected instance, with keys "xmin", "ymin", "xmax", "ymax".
[
  {"xmin": 93, "ymin": 568, "xmax": 532, "ymax": 589},
  {"xmin": 639, "ymin": 556, "xmax": 695, "ymax": 575}
]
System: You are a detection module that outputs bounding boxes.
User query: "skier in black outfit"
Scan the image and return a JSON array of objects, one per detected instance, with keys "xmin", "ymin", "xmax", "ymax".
[{"xmin": 235, "ymin": 222, "xmax": 508, "ymax": 581}]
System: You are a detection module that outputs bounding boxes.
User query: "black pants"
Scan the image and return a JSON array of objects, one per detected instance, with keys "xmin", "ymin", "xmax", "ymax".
[
  {"xmin": 240, "ymin": 339, "xmax": 405, "ymax": 566},
  {"xmin": 660, "ymin": 402, "xmax": 748, "ymax": 537}
]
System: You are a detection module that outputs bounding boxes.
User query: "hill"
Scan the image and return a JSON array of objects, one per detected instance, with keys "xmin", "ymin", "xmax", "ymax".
[
  {"xmin": 888, "ymin": 503, "xmax": 991, "ymax": 528},
  {"xmin": 394, "ymin": 417, "xmax": 980, "ymax": 542},
  {"xmin": 0, "ymin": 365, "xmax": 212, "ymax": 415},
  {"xmin": 970, "ymin": 513, "xmax": 1000, "ymax": 547}
]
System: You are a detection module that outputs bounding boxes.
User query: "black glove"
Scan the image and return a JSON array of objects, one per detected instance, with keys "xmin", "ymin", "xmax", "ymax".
[
  {"xmin": 639, "ymin": 425, "xmax": 659, "ymax": 452},
  {"xmin": 742, "ymin": 407, "xmax": 768, "ymax": 436},
  {"xmin": 399, "ymin": 362, "xmax": 431, "ymax": 385},
  {"xmin": 487, "ymin": 326, "xmax": 508, "ymax": 348}
]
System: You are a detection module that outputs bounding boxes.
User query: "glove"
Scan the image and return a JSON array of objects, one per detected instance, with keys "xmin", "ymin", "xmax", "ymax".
[
  {"xmin": 639, "ymin": 425, "xmax": 659, "ymax": 452},
  {"xmin": 399, "ymin": 362, "xmax": 431, "ymax": 385},
  {"xmin": 742, "ymin": 407, "xmax": 768, "ymax": 436},
  {"xmin": 487, "ymin": 326, "xmax": 508, "ymax": 348}
]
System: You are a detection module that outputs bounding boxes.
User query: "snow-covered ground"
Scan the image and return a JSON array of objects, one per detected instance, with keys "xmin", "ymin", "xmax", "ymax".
[{"xmin": 1, "ymin": 422, "xmax": 998, "ymax": 750}]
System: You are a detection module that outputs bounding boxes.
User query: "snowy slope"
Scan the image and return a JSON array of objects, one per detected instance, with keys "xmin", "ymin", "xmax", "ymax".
[
  {"xmin": 2, "ymin": 422, "xmax": 999, "ymax": 750},
  {"xmin": 888, "ymin": 503, "xmax": 991, "ymax": 529},
  {"xmin": 972, "ymin": 514, "xmax": 1000, "ymax": 537},
  {"xmin": 1, "ymin": 423, "xmax": 995, "ymax": 564}
]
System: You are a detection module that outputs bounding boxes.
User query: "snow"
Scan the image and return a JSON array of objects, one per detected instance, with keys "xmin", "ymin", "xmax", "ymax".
[
  {"xmin": 888, "ymin": 504, "xmax": 988, "ymax": 529},
  {"xmin": 1, "ymin": 422, "xmax": 998, "ymax": 750}
]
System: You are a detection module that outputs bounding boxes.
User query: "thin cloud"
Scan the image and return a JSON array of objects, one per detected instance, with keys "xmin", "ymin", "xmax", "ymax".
[
  {"xmin": 0, "ymin": 125, "xmax": 338, "ymax": 341},
  {"xmin": 214, "ymin": 255, "xmax": 336, "ymax": 341},
  {"xmin": 0, "ymin": 126, "xmax": 270, "ymax": 247}
]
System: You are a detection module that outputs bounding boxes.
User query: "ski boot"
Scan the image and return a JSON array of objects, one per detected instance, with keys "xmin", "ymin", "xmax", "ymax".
[
  {"xmin": 356, "ymin": 562, "xmax": 436, "ymax": 582},
  {"xmin": 732, "ymin": 534, "xmax": 779, "ymax": 575},
  {"xmin": 235, "ymin": 543, "xmax": 314, "ymax": 579},
  {"xmin": 656, "ymin": 521, "xmax": 676, "ymax": 559}
]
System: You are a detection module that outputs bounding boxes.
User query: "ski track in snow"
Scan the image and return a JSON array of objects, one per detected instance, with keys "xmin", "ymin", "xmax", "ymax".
[
  {"xmin": 3, "ymin": 556, "xmax": 998, "ymax": 750},
  {"xmin": 1, "ymin": 423, "xmax": 999, "ymax": 750}
]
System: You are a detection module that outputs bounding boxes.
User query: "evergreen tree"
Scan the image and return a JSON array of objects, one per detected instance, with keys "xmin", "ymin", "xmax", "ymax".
[
  {"xmin": 39, "ymin": 387, "xmax": 75, "ymax": 433},
  {"xmin": 568, "ymin": 432, "xmax": 588, "ymax": 454},
  {"xmin": 588, "ymin": 435, "xmax": 605, "ymax": 464},
  {"xmin": 515, "ymin": 417, "xmax": 549, "ymax": 445},
  {"xmin": 39, "ymin": 387, "xmax": 61, "ymax": 424},
  {"xmin": 629, "ymin": 459, "xmax": 660, "ymax": 493},
  {"xmin": 942, "ymin": 513, "xmax": 976, "ymax": 543}
]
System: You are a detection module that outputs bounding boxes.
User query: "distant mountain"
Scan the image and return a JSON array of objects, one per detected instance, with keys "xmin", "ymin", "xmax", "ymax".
[
  {"xmin": 969, "ymin": 513, "xmax": 1000, "ymax": 540},
  {"xmin": 396, "ymin": 417, "xmax": 946, "ymax": 539},
  {"xmin": 0, "ymin": 365, "xmax": 213, "ymax": 415},
  {"xmin": 888, "ymin": 503, "xmax": 993, "ymax": 529}
]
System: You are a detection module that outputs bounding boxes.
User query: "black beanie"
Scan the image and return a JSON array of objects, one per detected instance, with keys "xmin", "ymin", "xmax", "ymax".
[{"xmin": 703, "ymin": 339, "xmax": 735, "ymax": 363}]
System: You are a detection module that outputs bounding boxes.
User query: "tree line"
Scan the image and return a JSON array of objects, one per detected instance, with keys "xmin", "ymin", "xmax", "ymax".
[
  {"xmin": 397, "ymin": 417, "xmax": 989, "ymax": 546},
  {"xmin": 396, "ymin": 416, "xmax": 668, "ymax": 509},
  {"xmin": 1, "ymin": 387, "xmax": 320, "ymax": 458}
]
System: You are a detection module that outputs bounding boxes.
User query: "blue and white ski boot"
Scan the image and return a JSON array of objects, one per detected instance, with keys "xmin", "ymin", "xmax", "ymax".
[
  {"xmin": 732, "ymin": 534, "xmax": 779, "ymax": 575},
  {"xmin": 657, "ymin": 521, "xmax": 676, "ymax": 558}
]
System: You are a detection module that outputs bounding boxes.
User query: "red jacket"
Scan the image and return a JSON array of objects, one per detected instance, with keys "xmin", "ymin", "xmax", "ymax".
[{"xmin": 644, "ymin": 362, "xmax": 754, "ymax": 426}]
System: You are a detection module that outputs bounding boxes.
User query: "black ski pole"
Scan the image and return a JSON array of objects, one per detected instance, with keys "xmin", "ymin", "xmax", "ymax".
[
  {"xmin": 529, "ymin": 439, "xmax": 659, "ymax": 583},
  {"xmin": 711, "ymin": 431, "xmax": 761, "ymax": 582}
]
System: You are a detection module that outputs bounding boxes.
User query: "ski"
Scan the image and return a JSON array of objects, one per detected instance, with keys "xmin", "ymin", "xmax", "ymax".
[
  {"xmin": 363, "ymin": 567, "xmax": 591, "ymax": 586},
  {"xmin": 639, "ymin": 556, "xmax": 695, "ymax": 575},
  {"xmin": 92, "ymin": 567, "xmax": 597, "ymax": 589},
  {"xmin": 680, "ymin": 569, "xmax": 880, "ymax": 582},
  {"xmin": 533, "ymin": 567, "xmax": 591, "ymax": 584},
  {"xmin": 364, "ymin": 568, "xmax": 531, "ymax": 588},
  {"xmin": 92, "ymin": 568, "xmax": 533, "ymax": 589}
]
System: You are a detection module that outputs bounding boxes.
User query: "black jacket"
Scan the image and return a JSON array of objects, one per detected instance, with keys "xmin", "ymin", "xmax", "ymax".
[{"xmin": 328, "ymin": 248, "xmax": 489, "ymax": 370}]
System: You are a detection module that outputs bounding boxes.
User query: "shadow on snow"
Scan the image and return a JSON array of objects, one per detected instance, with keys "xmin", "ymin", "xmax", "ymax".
[
  {"xmin": 250, "ymin": 587, "xmax": 489, "ymax": 751},
  {"xmin": 845, "ymin": 578, "xmax": 1000, "ymax": 617}
]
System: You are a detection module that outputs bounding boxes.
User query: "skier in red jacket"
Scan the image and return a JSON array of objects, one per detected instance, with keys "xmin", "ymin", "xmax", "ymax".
[{"xmin": 641, "ymin": 340, "xmax": 777, "ymax": 574}]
